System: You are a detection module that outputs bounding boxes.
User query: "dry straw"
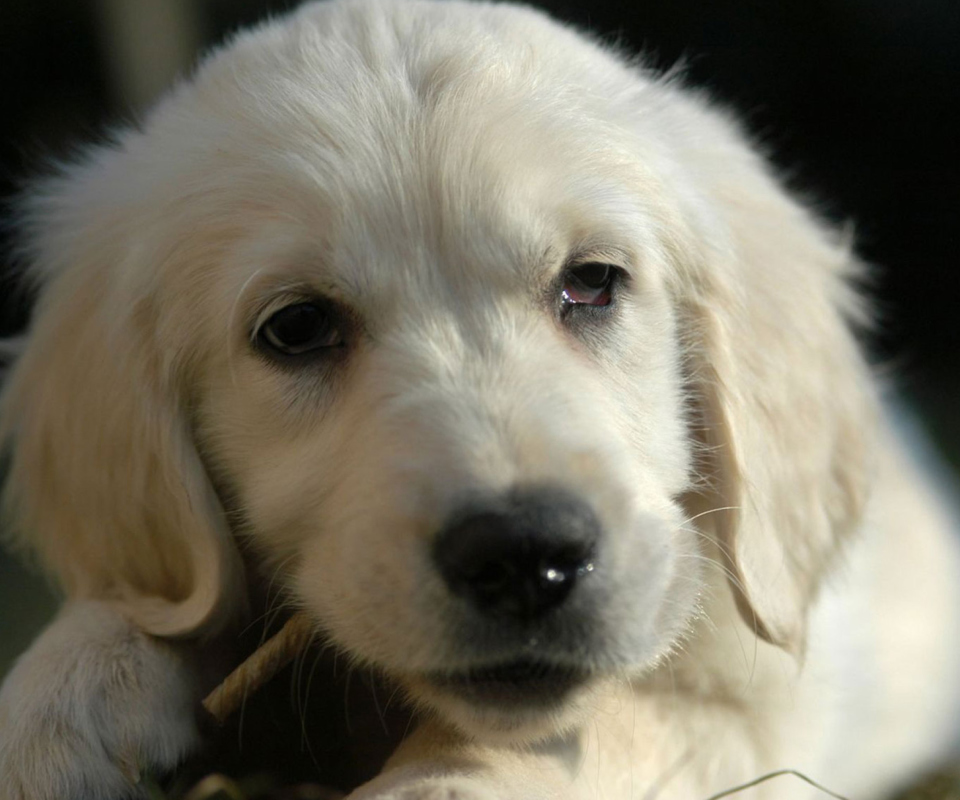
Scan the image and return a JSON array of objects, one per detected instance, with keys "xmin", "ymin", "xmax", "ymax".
[{"xmin": 202, "ymin": 612, "xmax": 315, "ymax": 726}]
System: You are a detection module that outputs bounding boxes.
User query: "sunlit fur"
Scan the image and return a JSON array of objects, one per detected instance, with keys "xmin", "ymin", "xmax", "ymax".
[{"xmin": 2, "ymin": 2, "xmax": 959, "ymax": 799}]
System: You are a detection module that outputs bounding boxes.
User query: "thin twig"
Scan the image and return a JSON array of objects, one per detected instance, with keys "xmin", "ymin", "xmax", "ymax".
[{"xmin": 202, "ymin": 612, "xmax": 315, "ymax": 726}]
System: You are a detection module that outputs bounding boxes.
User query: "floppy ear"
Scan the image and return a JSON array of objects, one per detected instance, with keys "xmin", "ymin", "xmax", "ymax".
[
  {"xmin": 678, "ymin": 133, "xmax": 877, "ymax": 654},
  {"xmin": 0, "ymin": 166, "xmax": 243, "ymax": 639}
]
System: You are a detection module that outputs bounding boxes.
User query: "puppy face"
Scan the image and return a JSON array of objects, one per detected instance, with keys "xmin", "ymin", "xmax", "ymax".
[
  {"xmin": 187, "ymin": 26, "xmax": 701, "ymax": 735},
  {"xmin": 2, "ymin": 0, "xmax": 874, "ymax": 743}
]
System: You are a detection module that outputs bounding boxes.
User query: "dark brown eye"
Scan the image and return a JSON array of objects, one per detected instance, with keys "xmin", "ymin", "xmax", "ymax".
[
  {"xmin": 259, "ymin": 302, "xmax": 342, "ymax": 355},
  {"xmin": 561, "ymin": 263, "xmax": 617, "ymax": 309}
]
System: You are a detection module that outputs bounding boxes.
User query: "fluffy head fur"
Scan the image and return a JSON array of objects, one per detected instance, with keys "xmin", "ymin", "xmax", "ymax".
[{"xmin": 0, "ymin": 0, "xmax": 875, "ymax": 740}]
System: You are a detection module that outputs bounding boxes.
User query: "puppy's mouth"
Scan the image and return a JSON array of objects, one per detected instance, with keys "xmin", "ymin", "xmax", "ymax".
[{"xmin": 429, "ymin": 658, "xmax": 589, "ymax": 708}]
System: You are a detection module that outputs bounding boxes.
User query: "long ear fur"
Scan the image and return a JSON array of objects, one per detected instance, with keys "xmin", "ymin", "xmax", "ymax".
[
  {"xmin": 0, "ymin": 159, "xmax": 243, "ymax": 638},
  {"xmin": 674, "ymin": 112, "xmax": 878, "ymax": 653}
]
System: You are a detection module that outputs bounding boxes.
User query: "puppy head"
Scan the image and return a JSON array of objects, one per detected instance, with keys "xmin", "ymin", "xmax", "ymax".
[{"xmin": 0, "ymin": 0, "xmax": 875, "ymax": 739}]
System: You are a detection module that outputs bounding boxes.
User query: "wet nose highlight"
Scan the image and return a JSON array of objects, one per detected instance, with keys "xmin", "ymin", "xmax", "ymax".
[{"xmin": 432, "ymin": 486, "xmax": 599, "ymax": 622}]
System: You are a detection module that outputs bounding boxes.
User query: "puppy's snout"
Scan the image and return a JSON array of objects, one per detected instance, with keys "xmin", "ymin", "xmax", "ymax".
[{"xmin": 433, "ymin": 487, "xmax": 599, "ymax": 622}]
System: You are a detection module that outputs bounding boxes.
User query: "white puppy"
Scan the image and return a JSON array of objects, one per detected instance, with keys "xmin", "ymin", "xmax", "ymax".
[{"xmin": 1, "ymin": 1, "xmax": 958, "ymax": 798}]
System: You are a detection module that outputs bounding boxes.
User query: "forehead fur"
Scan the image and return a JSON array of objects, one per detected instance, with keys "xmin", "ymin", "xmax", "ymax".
[
  {"xmin": 89, "ymin": 1, "xmax": 689, "ymax": 343},
  {"xmin": 175, "ymin": 0, "xmax": 667, "ymax": 251},
  {"xmin": 19, "ymin": 0, "xmax": 706, "ymax": 334}
]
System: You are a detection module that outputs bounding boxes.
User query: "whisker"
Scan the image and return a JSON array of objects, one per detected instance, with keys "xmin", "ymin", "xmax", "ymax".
[
  {"xmin": 299, "ymin": 635, "xmax": 327, "ymax": 777},
  {"xmin": 368, "ymin": 672, "xmax": 390, "ymax": 736}
]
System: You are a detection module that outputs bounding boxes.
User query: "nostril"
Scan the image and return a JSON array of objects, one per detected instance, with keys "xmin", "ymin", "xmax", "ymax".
[
  {"xmin": 468, "ymin": 558, "xmax": 519, "ymax": 599},
  {"xmin": 433, "ymin": 487, "xmax": 600, "ymax": 622}
]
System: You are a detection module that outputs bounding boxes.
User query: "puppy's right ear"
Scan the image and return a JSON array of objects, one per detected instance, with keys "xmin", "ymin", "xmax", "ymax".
[{"xmin": 0, "ymin": 161, "xmax": 243, "ymax": 638}]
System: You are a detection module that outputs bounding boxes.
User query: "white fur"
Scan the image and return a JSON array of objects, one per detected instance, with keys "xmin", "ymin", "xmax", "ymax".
[
  {"xmin": 0, "ymin": 602, "xmax": 200, "ymax": 800},
  {"xmin": 1, "ymin": 1, "xmax": 958, "ymax": 798}
]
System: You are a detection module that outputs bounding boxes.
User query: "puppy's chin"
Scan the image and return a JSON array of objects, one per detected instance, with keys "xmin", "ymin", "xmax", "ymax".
[{"xmin": 402, "ymin": 665, "xmax": 605, "ymax": 744}]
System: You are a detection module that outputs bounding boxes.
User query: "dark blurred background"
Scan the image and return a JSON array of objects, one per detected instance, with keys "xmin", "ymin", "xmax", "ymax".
[{"xmin": 1, "ymin": 0, "xmax": 958, "ymax": 675}]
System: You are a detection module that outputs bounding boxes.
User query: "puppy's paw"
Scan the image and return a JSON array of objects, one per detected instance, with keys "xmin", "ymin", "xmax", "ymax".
[
  {"xmin": 353, "ymin": 780, "xmax": 500, "ymax": 800},
  {"xmin": 0, "ymin": 601, "xmax": 201, "ymax": 800},
  {"xmin": 349, "ymin": 764, "xmax": 531, "ymax": 800},
  {"xmin": 383, "ymin": 783, "xmax": 500, "ymax": 800}
]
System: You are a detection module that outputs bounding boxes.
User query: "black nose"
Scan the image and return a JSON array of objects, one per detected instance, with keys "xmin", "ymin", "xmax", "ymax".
[{"xmin": 433, "ymin": 487, "xmax": 600, "ymax": 622}]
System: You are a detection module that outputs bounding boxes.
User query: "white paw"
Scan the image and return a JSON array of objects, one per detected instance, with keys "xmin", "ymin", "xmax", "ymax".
[
  {"xmin": 386, "ymin": 784, "xmax": 500, "ymax": 800},
  {"xmin": 0, "ymin": 602, "xmax": 200, "ymax": 800},
  {"xmin": 348, "ymin": 770, "xmax": 504, "ymax": 800}
]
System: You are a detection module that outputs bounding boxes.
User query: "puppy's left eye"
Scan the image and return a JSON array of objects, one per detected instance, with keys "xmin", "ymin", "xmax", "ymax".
[
  {"xmin": 561, "ymin": 263, "xmax": 618, "ymax": 309},
  {"xmin": 258, "ymin": 302, "xmax": 343, "ymax": 355}
]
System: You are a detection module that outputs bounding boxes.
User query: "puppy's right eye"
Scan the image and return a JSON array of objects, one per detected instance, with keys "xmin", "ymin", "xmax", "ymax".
[{"xmin": 258, "ymin": 302, "xmax": 343, "ymax": 355}]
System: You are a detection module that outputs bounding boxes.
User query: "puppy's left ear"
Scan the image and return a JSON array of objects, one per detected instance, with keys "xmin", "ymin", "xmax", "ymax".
[{"xmin": 675, "ymin": 120, "xmax": 878, "ymax": 654}]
